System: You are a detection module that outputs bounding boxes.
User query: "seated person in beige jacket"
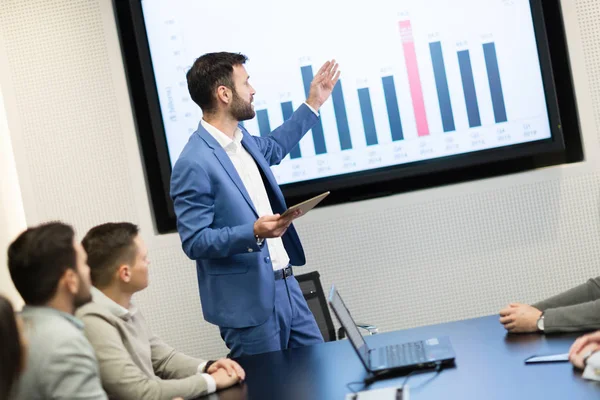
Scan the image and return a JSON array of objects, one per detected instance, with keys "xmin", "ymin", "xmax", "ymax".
[
  {"xmin": 76, "ymin": 222, "xmax": 245, "ymax": 400},
  {"xmin": 499, "ymin": 277, "xmax": 600, "ymax": 333}
]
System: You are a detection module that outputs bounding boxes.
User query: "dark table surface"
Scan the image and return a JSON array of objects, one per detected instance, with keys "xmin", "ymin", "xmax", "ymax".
[{"xmin": 212, "ymin": 315, "xmax": 600, "ymax": 400}]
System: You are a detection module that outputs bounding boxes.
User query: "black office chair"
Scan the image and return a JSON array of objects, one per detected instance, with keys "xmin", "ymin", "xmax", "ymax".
[{"xmin": 295, "ymin": 271, "xmax": 378, "ymax": 342}]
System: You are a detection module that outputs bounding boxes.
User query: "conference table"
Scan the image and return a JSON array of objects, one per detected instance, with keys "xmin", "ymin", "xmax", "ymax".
[{"xmin": 210, "ymin": 315, "xmax": 600, "ymax": 400}]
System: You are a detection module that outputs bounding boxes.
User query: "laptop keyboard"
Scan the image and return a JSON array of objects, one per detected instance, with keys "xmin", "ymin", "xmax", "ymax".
[{"xmin": 380, "ymin": 341, "xmax": 427, "ymax": 367}]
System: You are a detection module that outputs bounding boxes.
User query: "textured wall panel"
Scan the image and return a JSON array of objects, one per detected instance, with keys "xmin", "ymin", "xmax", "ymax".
[
  {"xmin": 0, "ymin": 0, "xmax": 139, "ymax": 229},
  {"xmin": 295, "ymin": 172, "xmax": 600, "ymax": 333},
  {"xmin": 575, "ymin": 0, "xmax": 600, "ymax": 144}
]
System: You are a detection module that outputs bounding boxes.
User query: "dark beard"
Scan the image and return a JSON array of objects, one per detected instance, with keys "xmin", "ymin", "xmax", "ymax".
[
  {"xmin": 230, "ymin": 91, "xmax": 255, "ymax": 121},
  {"xmin": 73, "ymin": 279, "xmax": 92, "ymax": 309}
]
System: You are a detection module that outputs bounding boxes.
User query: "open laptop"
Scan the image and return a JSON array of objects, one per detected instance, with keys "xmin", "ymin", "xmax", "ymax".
[{"xmin": 328, "ymin": 285, "xmax": 455, "ymax": 376}]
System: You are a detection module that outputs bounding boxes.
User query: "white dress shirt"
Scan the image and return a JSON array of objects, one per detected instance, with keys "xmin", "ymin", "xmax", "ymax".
[{"xmin": 201, "ymin": 120, "xmax": 291, "ymax": 271}]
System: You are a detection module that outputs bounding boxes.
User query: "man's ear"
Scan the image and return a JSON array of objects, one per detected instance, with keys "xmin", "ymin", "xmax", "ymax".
[
  {"xmin": 216, "ymin": 86, "xmax": 231, "ymax": 105},
  {"xmin": 63, "ymin": 268, "xmax": 79, "ymax": 295},
  {"xmin": 117, "ymin": 264, "xmax": 132, "ymax": 283}
]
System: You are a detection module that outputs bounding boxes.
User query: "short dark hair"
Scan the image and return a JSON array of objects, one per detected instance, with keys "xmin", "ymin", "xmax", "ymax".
[
  {"xmin": 0, "ymin": 296, "xmax": 23, "ymax": 400},
  {"xmin": 82, "ymin": 222, "xmax": 139, "ymax": 288},
  {"xmin": 8, "ymin": 222, "xmax": 77, "ymax": 305},
  {"xmin": 186, "ymin": 52, "xmax": 248, "ymax": 113}
]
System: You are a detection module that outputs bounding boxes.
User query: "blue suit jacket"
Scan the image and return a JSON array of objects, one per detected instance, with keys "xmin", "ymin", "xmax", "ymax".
[{"xmin": 170, "ymin": 104, "xmax": 318, "ymax": 328}]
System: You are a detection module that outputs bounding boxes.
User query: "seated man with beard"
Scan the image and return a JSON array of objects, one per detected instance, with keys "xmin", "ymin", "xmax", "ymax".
[{"xmin": 7, "ymin": 222, "xmax": 106, "ymax": 400}]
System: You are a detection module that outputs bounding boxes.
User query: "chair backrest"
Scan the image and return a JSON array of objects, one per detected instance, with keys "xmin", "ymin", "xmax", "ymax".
[{"xmin": 295, "ymin": 271, "xmax": 337, "ymax": 342}]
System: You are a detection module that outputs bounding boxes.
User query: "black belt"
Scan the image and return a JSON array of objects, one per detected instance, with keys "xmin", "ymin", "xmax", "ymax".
[{"xmin": 274, "ymin": 266, "xmax": 293, "ymax": 280}]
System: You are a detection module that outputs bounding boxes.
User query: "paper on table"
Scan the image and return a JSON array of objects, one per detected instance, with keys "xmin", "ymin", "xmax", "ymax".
[
  {"xmin": 345, "ymin": 385, "xmax": 409, "ymax": 400},
  {"xmin": 583, "ymin": 351, "xmax": 600, "ymax": 382}
]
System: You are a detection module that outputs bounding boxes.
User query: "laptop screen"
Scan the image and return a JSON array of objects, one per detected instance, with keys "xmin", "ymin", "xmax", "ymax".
[{"xmin": 328, "ymin": 286, "xmax": 370, "ymax": 369}]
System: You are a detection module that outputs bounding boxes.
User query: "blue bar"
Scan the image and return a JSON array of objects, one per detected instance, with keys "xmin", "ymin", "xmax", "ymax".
[
  {"xmin": 301, "ymin": 65, "xmax": 327, "ymax": 154},
  {"xmin": 429, "ymin": 41, "xmax": 455, "ymax": 132},
  {"xmin": 281, "ymin": 101, "xmax": 301, "ymax": 159},
  {"xmin": 257, "ymin": 109, "xmax": 271, "ymax": 137},
  {"xmin": 332, "ymin": 82, "xmax": 352, "ymax": 150},
  {"xmin": 382, "ymin": 76, "xmax": 404, "ymax": 141},
  {"xmin": 281, "ymin": 101, "xmax": 294, "ymax": 120},
  {"xmin": 457, "ymin": 50, "xmax": 482, "ymax": 128},
  {"xmin": 358, "ymin": 88, "xmax": 378, "ymax": 146},
  {"xmin": 483, "ymin": 42, "xmax": 508, "ymax": 123}
]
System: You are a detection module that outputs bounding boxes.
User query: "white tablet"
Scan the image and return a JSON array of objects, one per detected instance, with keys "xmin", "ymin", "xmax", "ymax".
[
  {"xmin": 281, "ymin": 191, "xmax": 330, "ymax": 218},
  {"xmin": 524, "ymin": 353, "xmax": 569, "ymax": 364}
]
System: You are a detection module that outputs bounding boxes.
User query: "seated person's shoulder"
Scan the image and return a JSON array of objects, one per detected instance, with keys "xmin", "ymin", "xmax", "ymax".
[
  {"xmin": 22, "ymin": 310, "xmax": 97, "ymax": 371},
  {"xmin": 75, "ymin": 302, "xmax": 123, "ymax": 330},
  {"xmin": 25, "ymin": 311, "xmax": 87, "ymax": 347},
  {"xmin": 76, "ymin": 301, "xmax": 112, "ymax": 319}
]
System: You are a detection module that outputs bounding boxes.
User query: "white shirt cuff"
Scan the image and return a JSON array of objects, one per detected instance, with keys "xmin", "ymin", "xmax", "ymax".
[
  {"xmin": 198, "ymin": 362, "xmax": 207, "ymax": 374},
  {"xmin": 303, "ymin": 102, "xmax": 319, "ymax": 116},
  {"xmin": 202, "ymin": 373, "xmax": 217, "ymax": 394},
  {"xmin": 197, "ymin": 362, "xmax": 217, "ymax": 394}
]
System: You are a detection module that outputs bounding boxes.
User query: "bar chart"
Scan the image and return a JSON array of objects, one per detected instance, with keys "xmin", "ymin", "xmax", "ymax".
[
  {"xmin": 142, "ymin": 0, "xmax": 553, "ymax": 185},
  {"xmin": 247, "ymin": 36, "xmax": 511, "ymax": 151},
  {"xmin": 239, "ymin": 17, "xmax": 544, "ymax": 184}
]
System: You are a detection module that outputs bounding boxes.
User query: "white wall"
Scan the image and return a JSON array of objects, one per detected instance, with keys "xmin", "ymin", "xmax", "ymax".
[
  {"xmin": 0, "ymin": 50, "xmax": 24, "ymax": 309},
  {"xmin": 0, "ymin": 0, "xmax": 599, "ymax": 360}
]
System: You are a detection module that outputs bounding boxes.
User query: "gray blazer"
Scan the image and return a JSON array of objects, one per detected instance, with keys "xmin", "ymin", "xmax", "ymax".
[
  {"xmin": 14, "ymin": 306, "xmax": 107, "ymax": 400},
  {"xmin": 533, "ymin": 277, "xmax": 600, "ymax": 333},
  {"xmin": 76, "ymin": 292, "xmax": 210, "ymax": 400}
]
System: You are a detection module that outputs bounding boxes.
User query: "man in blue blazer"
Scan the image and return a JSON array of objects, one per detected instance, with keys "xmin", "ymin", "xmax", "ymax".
[{"xmin": 170, "ymin": 52, "xmax": 340, "ymax": 357}]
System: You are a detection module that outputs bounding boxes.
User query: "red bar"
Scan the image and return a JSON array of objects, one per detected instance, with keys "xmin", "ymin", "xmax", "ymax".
[{"xmin": 399, "ymin": 20, "xmax": 429, "ymax": 136}]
